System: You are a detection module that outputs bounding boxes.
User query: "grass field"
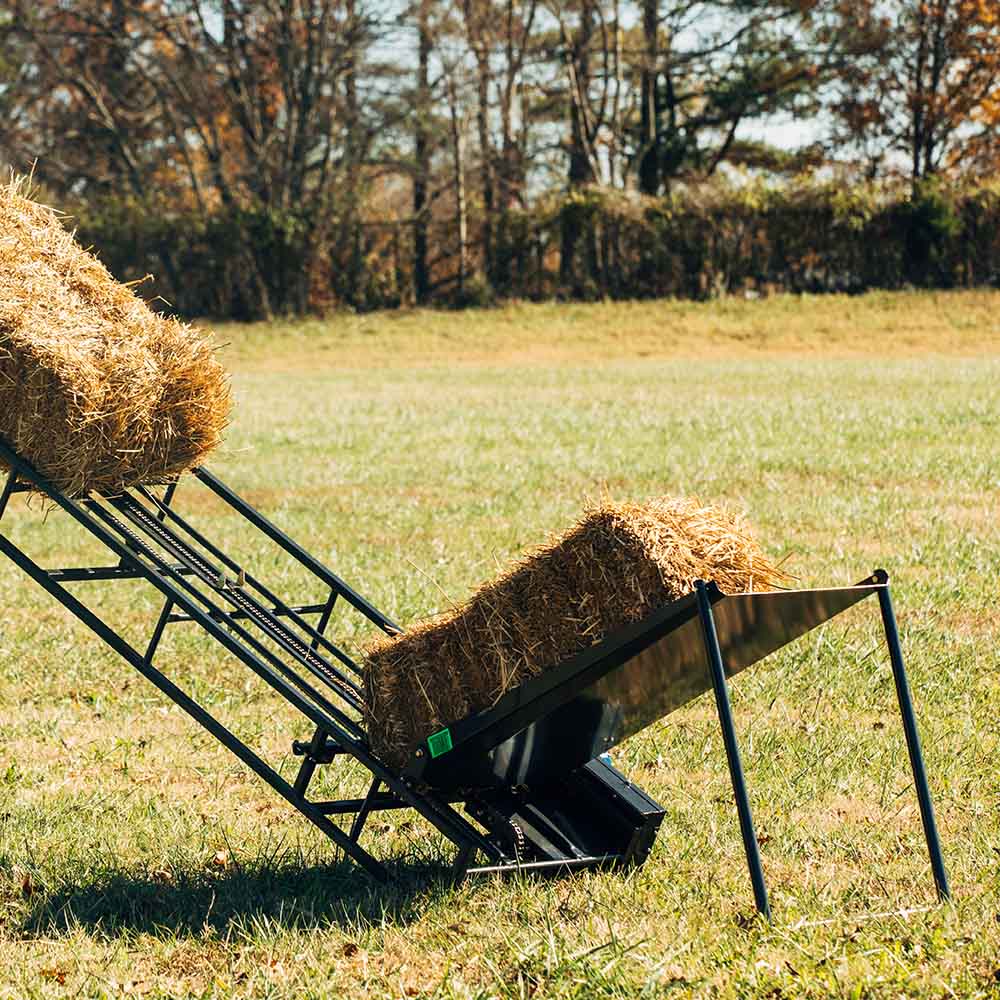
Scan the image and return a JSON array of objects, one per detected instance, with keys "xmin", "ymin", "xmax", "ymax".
[{"xmin": 1, "ymin": 290, "xmax": 998, "ymax": 998}]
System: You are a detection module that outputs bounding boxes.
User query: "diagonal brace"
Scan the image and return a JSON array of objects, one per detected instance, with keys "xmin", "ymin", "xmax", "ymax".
[
  {"xmin": 695, "ymin": 579, "xmax": 771, "ymax": 920},
  {"xmin": 876, "ymin": 579, "xmax": 950, "ymax": 901}
]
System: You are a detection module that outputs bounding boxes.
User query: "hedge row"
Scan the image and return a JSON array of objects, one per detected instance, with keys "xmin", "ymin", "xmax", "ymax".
[{"xmin": 72, "ymin": 179, "xmax": 1000, "ymax": 319}]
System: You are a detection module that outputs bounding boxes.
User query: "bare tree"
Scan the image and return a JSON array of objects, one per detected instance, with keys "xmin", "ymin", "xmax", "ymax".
[
  {"xmin": 8, "ymin": 0, "xmax": 379, "ymax": 316},
  {"xmin": 829, "ymin": 0, "xmax": 1000, "ymax": 185},
  {"xmin": 445, "ymin": 65, "xmax": 471, "ymax": 293},
  {"xmin": 412, "ymin": 0, "xmax": 434, "ymax": 303}
]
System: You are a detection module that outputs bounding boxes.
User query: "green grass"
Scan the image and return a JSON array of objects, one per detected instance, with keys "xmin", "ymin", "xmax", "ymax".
[{"xmin": 1, "ymin": 291, "xmax": 998, "ymax": 998}]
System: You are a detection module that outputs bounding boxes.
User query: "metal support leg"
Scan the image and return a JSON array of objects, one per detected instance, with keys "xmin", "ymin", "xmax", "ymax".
[
  {"xmin": 451, "ymin": 844, "xmax": 474, "ymax": 881},
  {"xmin": 311, "ymin": 589, "xmax": 338, "ymax": 651},
  {"xmin": 0, "ymin": 470, "xmax": 17, "ymax": 521},
  {"xmin": 144, "ymin": 599, "xmax": 174, "ymax": 665},
  {"xmin": 877, "ymin": 583, "xmax": 950, "ymax": 901},
  {"xmin": 293, "ymin": 725, "xmax": 326, "ymax": 797},
  {"xmin": 695, "ymin": 580, "xmax": 771, "ymax": 920},
  {"xmin": 349, "ymin": 778, "xmax": 382, "ymax": 843}
]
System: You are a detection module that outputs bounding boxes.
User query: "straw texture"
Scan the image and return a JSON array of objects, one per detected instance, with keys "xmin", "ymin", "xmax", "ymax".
[
  {"xmin": 0, "ymin": 179, "xmax": 230, "ymax": 496},
  {"xmin": 364, "ymin": 497, "xmax": 789, "ymax": 769}
]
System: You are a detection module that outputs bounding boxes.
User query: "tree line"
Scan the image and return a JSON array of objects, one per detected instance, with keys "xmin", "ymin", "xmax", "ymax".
[{"xmin": 2, "ymin": 0, "xmax": 999, "ymax": 318}]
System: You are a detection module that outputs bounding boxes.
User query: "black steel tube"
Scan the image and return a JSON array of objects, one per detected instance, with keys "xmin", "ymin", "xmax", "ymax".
[
  {"xmin": 192, "ymin": 467, "xmax": 399, "ymax": 634},
  {"xmin": 145, "ymin": 598, "xmax": 174, "ymax": 665},
  {"xmin": 313, "ymin": 792, "xmax": 465, "ymax": 815},
  {"xmin": 48, "ymin": 564, "xmax": 194, "ymax": 583},
  {"xmin": 158, "ymin": 481, "xmax": 178, "ymax": 521},
  {"xmin": 877, "ymin": 583, "xmax": 951, "ymax": 901},
  {"xmin": 311, "ymin": 590, "xmax": 338, "ymax": 651},
  {"xmin": 451, "ymin": 845, "xmax": 475, "ymax": 879},
  {"xmin": 349, "ymin": 778, "xmax": 382, "ymax": 842},
  {"xmin": 292, "ymin": 757, "xmax": 317, "ymax": 798},
  {"xmin": 136, "ymin": 487, "xmax": 365, "ymax": 679},
  {"xmin": 0, "ymin": 471, "xmax": 17, "ymax": 521},
  {"xmin": 695, "ymin": 580, "xmax": 771, "ymax": 920},
  {"xmin": 0, "ymin": 530, "xmax": 388, "ymax": 882},
  {"xmin": 293, "ymin": 724, "xmax": 331, "ymax": 798},
  {"xmin": 87, "ymin": 497, "xmax": 366, "ymax": 730},
  {"xmin": 314, "ymin": 793, "xmax": 410, "ymax": 815}
]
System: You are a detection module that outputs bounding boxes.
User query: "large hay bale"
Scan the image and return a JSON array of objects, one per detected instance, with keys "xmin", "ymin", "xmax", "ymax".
[
  {"xmin": 364, "ymin": 497, "xmax": 789, "ymax": 769},
  {"xmin": 0, "ymin": 179, "xmax": 230, "ymax": 496}
]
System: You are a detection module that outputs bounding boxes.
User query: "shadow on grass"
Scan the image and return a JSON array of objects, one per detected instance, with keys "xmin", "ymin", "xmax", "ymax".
[{"xmin": 20, "ymin": 854, "xmax": 458, "ymax": 940}]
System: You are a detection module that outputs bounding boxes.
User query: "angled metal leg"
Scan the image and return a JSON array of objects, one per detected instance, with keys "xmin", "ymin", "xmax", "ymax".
[
  {"xmin": 311, "ymin": 589, "xmax": 339, "ymax": 651},
  {"xmin": 349, "ymin": 778, "xmax": 382, "ymax": 843},
  {"xmin": 695, "ymin": 580, "xmax": 771, "ymax": 920},
  {"xmin": 293, "ymin": 725, "xmax": 326, "ymax": 797},
  {"xmin": 877, "ymin": 580, "xmax": 950, "ymax": 901},
  {"xmin": 144, "ymin": 599, "xmax": 174, "ymax": 665},
  {"xmin": 291, "ymin": 593, "xmax": 341, "ymax": 799},
  {"xmin": 451, "ymin": 844, "xmax": 475, "ymax": 880},
  {"xmin": 0, "ymin": 470, "xmax": 17, "ymax": 521}
]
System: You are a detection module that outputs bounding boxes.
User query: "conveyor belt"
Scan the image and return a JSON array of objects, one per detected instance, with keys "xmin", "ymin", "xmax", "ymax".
[{"xmin": 0, "ymin": 440, "xmax": 514, "ymax": 883}]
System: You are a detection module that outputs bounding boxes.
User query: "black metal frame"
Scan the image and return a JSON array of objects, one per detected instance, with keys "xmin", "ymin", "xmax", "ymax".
[
  {"xmin": 0, "ymin": 436, "xmax": 950, "ymax": 914},
  {"xmin": 0, "ymin": 439, "xmax": 504, "ymax": 882},
  {"xmin": 693, "ymin": 578, "xmax": 949, "ymax": 917}
]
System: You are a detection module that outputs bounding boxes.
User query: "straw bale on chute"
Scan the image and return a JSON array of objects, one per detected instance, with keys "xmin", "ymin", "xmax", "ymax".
[
  {"xmin": 364, "ymin": 497, "xmax": 789, "ymax": 769},
  {"xmin": 0, "ymin": 178, "xmax": 230, "ymax": 496}
]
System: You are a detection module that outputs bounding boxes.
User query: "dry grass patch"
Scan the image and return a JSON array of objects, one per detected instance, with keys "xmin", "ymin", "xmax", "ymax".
[{"xmin": 219, "ymin": 290, "xmax": 1000, "ymax": 372}]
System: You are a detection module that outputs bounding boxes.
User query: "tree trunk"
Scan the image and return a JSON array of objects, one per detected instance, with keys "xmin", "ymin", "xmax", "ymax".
[
  {"xmin": 344, "ymin": 0, "xmax": 363, "ymax": 306},
  {"xmin": 638, "ymin": 0, "xmax": 659, "ymax": 195},
  {"xmin": 447, "ymin": 73, "xmax": 469, "ymax": 296},
  {"xmin": 465, "ymin": 5, "xmax": 495, "ymax": 286},
  {"xmin": 560, "ymin": 1, "xmax": 597, "ymax": 292},
  {"xmin": 413, "ymin": 0, "xmax": 432, "ymax": 304}
]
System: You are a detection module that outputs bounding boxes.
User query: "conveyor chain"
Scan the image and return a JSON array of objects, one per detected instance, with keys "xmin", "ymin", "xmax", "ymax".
[
  {"xmin": 119, "ymin": 495, "xmax": 222, "ymax": 587},
  {"xmin": 225, "ymin": 586, "xmax": 361, "ymax": 705},
  {"xmin": 102, "ymin": 494, "xmax": 363, "ymax": 708}
]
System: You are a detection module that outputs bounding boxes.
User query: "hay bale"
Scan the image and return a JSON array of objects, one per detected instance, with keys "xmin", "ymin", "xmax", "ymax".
[
  {"xmin": 0, "ymin": 178, "xmax": 230, "ymax": 496},
  {"xmin": 364, "ymin": 497, "xmax": 789, "ymax": 769}
]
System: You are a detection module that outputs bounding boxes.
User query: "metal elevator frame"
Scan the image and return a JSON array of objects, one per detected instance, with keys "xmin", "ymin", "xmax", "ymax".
[{"xmin": 0, "ymin": 436, "xmax": 950, "ymax": 915}]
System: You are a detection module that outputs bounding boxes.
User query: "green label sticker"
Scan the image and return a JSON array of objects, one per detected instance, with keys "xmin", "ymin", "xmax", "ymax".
[{"xmin": 427, "ymin": 728, "xmax": 453, "ymax": 758}]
